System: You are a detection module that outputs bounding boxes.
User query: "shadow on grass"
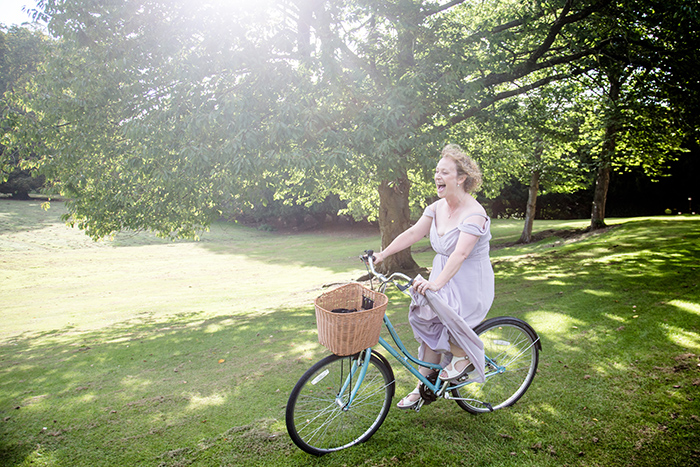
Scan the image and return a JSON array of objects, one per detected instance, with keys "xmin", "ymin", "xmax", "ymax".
[
  {"xmin": 0, "ymin": 305, "xmax": 327, "ymax": 466},
  {"xmin": 482, "ymin": 217, "xmax": 700, "ymax": 466},
  {"xmin": 0, "ymin": 199, "xmax": 60, "ymax": 235},
  {"xmin": 2, "ymin": 216, "xmax": 699, "ymax": 466},
  {"xmin": 492, "ymin": 218, "xmax": 700, "ymax": 362}
]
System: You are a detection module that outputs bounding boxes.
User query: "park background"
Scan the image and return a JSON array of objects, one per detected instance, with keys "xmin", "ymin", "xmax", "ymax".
[{"xmin": 2, "ymin": 1, "xmax": 700, "ymax": 466}]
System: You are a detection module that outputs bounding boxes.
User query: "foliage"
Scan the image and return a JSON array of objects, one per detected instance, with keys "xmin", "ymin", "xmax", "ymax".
[
  {"xmin": 4, "ymin": 0, "xmax": 698, "ymax": 261},
  {"xmin": 9, "ymin": 0, "xmax": 630, "ymax": 242},
  {"xmin": 0, "ymin": 24, "xmax": 45, "ymax": 96},
  {"xmin": 0, "ymin": 24, "xmax": 49, "ymax": 196}
]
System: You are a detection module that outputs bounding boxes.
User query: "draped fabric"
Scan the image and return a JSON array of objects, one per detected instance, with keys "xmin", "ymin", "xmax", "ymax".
[{"xmin": 408, "ymin": 206, "xmax": 495, "ymax": 382}]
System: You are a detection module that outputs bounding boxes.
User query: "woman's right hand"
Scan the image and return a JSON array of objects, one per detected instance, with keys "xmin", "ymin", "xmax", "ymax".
[{"xmin": 373, "ymin": 251, "xmax": 385, "ymax": 264}]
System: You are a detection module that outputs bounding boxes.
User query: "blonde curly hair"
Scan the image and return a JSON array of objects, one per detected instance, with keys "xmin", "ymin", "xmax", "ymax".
[{"xmin": 441, "ymin": 144, "xmax": 482, "ymax": 193}]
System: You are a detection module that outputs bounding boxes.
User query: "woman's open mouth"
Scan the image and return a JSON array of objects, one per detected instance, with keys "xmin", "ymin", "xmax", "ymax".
[{"xmin": 436, "ymin": 183, "xmax": 446, "ymax": 195}]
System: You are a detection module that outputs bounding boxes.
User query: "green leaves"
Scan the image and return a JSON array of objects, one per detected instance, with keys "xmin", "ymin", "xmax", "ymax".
[{"xmin": 7, "ymin": 0, "xmax": 697, "ymax": 241}]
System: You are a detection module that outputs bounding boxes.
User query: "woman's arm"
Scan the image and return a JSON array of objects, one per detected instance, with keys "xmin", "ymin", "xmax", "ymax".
[{"xmin": 374, "ymin": 213, "xmax": 433, "ymax": 263}]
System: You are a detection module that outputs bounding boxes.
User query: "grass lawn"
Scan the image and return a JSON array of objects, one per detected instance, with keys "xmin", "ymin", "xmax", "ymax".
[{"xmin": 1, "ymin": 199, "xmax": 699, "ymax": 466}]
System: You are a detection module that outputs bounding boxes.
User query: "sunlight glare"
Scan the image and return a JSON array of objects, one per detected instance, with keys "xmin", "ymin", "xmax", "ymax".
[
  {"xmin": 603, "ymin": 313, "xmax": 626, "ymax": 323},
  {"xmin": 583, "ymin": 289, "xmax": 613, "ymax": 297},
  {"xmin": 524, "ymin": 311, "xmax": 584, "ymax": 336}
]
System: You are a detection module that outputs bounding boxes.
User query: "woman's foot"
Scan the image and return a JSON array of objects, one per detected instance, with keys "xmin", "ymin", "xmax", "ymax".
[
  {"xmin": 396, "ymin": 386, "xmax": 422, "ymax": 410},
  {"xmin": 439, "ymin": 355, "xmax": 475, "ymax": 381}
]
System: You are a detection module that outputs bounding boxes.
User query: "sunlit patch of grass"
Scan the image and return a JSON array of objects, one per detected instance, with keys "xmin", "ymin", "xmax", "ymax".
[
  {"xmin": 660, "ymin": 324, "xmax": 700, "ymax": 352},
  {"xmin": 187, "ymin": 393, "xmax": 227, "ymax": 411},
  {"xmin": 669, "ymin": 299, "xmax": 700, "ymax": 316},
  {"xmin": 2, "ymin": 201, "xmax": 700, "ymax": 466}
]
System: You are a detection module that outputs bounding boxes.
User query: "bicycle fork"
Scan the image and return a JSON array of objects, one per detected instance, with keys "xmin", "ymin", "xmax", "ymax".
[{"xmin": 336, "ymin": 348, "xmax": 372, "ymax": 410}]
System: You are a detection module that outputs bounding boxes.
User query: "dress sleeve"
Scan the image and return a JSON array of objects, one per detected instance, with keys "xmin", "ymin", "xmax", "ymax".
[
  {"xmin": 423, "ymin": 204, "xmax": 436, "ymax": 219},
  {"xmin": 457, "ymin": 214, "xmax": 490, "ymax": 236}
]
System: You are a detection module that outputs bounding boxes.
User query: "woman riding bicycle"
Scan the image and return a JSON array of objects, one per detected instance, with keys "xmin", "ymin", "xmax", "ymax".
[{"xmin": 372, "ymin": 144, "xmax": 495, "ymax": 410}]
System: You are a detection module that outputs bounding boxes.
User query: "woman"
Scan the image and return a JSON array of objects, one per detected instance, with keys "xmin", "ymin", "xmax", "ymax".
[{"xmin": 373, "ymin": 144, "xmax": 494, "ymax": 409}]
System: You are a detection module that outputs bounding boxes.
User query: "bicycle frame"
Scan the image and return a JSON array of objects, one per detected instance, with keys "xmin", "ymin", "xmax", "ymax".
[
  {"xmin": 337, "ymin": 254, "xmax": 499, "ymax": 411},
  {"xmin": 339, "ymin": 310, "xmax": 496, "ymax": 411},
  {"xmin": 334, "ymin": 348, "xmax": 373, "ymax": 410}
]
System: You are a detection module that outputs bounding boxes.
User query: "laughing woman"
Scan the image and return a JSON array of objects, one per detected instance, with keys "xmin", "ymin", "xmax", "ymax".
[{"xmin": 373, "ymin": 143, "xmax": 495, "ymax": 409}]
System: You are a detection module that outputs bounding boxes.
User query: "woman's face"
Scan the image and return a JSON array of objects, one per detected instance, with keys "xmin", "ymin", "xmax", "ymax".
[{"xmin": 435, "ymin": 157, "xmax": 465, "ymax": 198}]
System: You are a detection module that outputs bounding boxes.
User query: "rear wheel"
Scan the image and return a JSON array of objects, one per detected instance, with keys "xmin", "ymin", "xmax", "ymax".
[
  {"xmin": 286, "ymin": 352, "xmax": 395, "ymax": 455},
  {"xmin": 453, "ymin": 317, "xmax": 540, "ymax": 414}
]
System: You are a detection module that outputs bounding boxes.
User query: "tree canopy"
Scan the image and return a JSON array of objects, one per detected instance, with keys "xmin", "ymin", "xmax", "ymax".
[
  {"xmin": 4, "ymin": 0, "xmax": 699, "ymax": 267},
  {"xmin": 1, "ymin": 24, "xmax": 49, "ymax": 198}
]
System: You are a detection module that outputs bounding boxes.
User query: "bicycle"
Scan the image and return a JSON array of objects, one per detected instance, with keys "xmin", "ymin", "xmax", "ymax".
[{"xmin": 285, "ymin": 251, "xmax": 541, "ymax": 456}]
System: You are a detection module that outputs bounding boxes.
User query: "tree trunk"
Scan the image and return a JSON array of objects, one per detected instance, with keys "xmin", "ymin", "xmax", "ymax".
[
  {"xmin": 518, "ymin": 169, "xmax": 540, "ymax": 243},
  {"xmin": 377, "ymin": 174, "xmax": 420, "ymax": 273},
  {"xmin": 590, "ymin": 163, "xmax": 611, "ymax": 230},
  {"xmin": 518, "ymin": 143, "xmax": 543, "ymax": 244},
  {"xmin": 590, "ymin": 69, "xmax": 622, "ymax": 231}
]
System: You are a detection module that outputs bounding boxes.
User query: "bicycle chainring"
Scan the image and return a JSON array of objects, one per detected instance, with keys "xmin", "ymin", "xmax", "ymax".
[{"xmin": 419, "ymin": 372, "xmax": 439, "ymax": 405}]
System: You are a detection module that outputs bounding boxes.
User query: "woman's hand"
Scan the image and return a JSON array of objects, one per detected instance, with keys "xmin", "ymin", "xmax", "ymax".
[
  {"xmin": 413, "ymin": 277, "xmax": 440, "ymax": 295},
  {"xmin": 373, "ymin": 251, "xmax": 385, "ymax": 264}
]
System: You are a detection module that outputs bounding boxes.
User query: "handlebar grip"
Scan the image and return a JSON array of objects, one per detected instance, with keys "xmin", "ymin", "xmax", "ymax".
[{"xmin": 396, "ymin": 278, "xmax": 414, "ymax": 292}]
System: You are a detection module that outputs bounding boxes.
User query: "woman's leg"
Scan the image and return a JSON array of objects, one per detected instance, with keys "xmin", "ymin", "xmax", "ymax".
[
  {"xmin": 419, "ymin": 345, "xmax": 441, "ymax": 376},
  {"xmin": 439, "ymin": 341, "xmax": 473, "ymax": 380},
  {"xmin": 397, "ymin": 345, "xmax": 441, "ymax": 408}
]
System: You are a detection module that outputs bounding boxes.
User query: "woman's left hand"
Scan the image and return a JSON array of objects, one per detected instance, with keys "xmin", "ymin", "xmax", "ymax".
[{"xmin": 413, "ymin": 277, "xmax": 440, "ymax": 295}]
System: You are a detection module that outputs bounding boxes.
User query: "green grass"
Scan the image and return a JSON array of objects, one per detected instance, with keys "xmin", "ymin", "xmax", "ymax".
[{"xmin": 1, "ymin": 199, "xmax": 699, "ymax": 466}]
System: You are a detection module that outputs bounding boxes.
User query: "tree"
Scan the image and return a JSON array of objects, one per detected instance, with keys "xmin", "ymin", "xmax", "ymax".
[
  {"xmin": 586, "ymin": 0, "xmax": 700, "ymax": 229},
  {"xmin": 13, "ymin": 0, "xmax": 690, "ymax": 269},
  {"xmin": 495, "ymin": 87, "xmax": 590, "ymax": 243},
  {"xmin": 1, "ymin": 24, "xmax": 48, "ymax": 199},
  {"xmin": 302, "ymin": 0, "xmax": 616, "ymax": 271},
  {"xmin": 445, "ymin": 83, "xmax": 591, "ymax": 242},
  {"xmin": 454, "ymin": 0, "xmax": 700, "ymax": 235}
]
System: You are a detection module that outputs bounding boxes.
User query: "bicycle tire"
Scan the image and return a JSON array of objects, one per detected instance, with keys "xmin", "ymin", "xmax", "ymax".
[
  {"xmin": 286, "ymin": 352, "xmax": 395, "ymax": 456},
  {"xmin": 452, "ymin": 316, "xmax": 540, "ymax": 414}
]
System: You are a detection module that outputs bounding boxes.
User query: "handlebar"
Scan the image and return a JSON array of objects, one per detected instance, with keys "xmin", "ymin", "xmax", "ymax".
[{"xmin": 361, "ymin": 250, "xmax": 414, "ymax": 293}]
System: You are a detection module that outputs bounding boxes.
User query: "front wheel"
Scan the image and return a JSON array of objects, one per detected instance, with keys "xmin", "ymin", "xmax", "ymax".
[
  {"xmin": 452, "ymin": 316, "xmax": 540, "ymax": 414},
  {"xmin": 286, "ymin": 351, "xmax": 395, "ymax": 456}
]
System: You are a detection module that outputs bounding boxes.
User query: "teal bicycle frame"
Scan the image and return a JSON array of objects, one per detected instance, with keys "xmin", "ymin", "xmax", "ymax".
[
  {"xmin": 341, "ymin": 296, "xmax": 499, "ymax": 412},
  {"xmin": 340, "ymin": 312, "xmax": 496, "ymax": 412},
  {"xmin": 332, "ymin": 253, "xmax": 510, "ymax": 412}
]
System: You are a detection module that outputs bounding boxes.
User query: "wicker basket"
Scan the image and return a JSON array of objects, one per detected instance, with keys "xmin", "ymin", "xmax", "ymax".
[{"xmin": 315, "ymin": 283, "xmax": 388, "ymax": 356}]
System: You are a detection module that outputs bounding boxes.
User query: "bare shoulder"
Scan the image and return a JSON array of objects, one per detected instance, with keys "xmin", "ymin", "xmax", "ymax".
[
  {"xmin": 466, "ymin": 196, "xmax": 487, "ymax": 215},
  {"xmin": 427, "ymin": 200, "xmax": 441, "ymax": 213},
  {"xmin": 463, "ymin": 199, "xmax": 488, "ymax": 227}
]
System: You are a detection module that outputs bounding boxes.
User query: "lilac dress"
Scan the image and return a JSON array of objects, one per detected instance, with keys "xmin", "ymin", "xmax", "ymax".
[{"xmin": 408, "ymin": 206, "xmax": 495, "ymax": 382}]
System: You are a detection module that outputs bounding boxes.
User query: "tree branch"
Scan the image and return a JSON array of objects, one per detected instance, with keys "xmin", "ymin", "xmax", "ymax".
[
  {"xmin": 421, "ymin": 0, "xmax": 469, "ymax": 18},
  {"xmin": 448, "ymin": 66, "xmax": 595, "ymax": 127},
  {"xmin": 528, "ymin": 0, "xmax": 611, "ymax": 64},
  {"xmin": 479, "ymin": 38, "xmax": 612, "ymax": 88}
]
